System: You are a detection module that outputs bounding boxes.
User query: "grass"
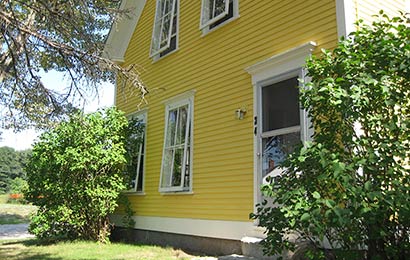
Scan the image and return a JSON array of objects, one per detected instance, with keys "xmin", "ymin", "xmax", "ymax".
[
  {"xmin": 0, "ymin": 239, "xmax": 207, "ymax": 260},
  {"xmin": 0, "ymin": 195, "xmax": 37, "ymax": 224}
]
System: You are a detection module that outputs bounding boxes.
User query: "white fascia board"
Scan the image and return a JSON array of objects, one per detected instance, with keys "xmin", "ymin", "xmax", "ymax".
[
  {"xmin": 103, "ymin": 0, "xmax": 147, "ymax": 63},
  {"xmin": 245, "ymin": 41, "xmax": 317, "ymax": 85},
  {"xmin": 111, "ymin": 215, "xmax": 266, "ymax": 240},
  {"xmin": 336, "ymin": 0, "xmax": 356, "ymax": 39}
]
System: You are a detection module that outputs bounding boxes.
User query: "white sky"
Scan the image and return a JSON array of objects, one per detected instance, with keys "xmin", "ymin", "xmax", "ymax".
[{"xmin": 0, "ymin": 71, "xmax": 115, "ymax": 151}]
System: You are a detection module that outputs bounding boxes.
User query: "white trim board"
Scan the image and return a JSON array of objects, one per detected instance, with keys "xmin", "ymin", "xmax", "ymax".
[
  {"xmin": 335, "ymin": 0, "xmax": 356, "ymax": 39},
  {"xmin": 104, "ymin": 0, "xmax": 147, "ymax": 63},
  {"xmin": 111, "ymin": 215, "xmax": 265, "ymax": 240},
  {"xmin": 245, "ymin": 42, "xmax": 317, "ymax": 85}
]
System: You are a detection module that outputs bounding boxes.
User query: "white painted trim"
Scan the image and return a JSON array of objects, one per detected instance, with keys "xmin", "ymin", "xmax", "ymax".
[
  {"xmin": 111, "ymin": 215, "xmax": 265, "ymax": 240},
  {"xmin": 200, "ymin": 0, "xmax": 240, "ymax": 36},
  {"xmin": 159, "ymin": 92, "xmax": 195, "ymax": 193},
  {"xmin": 200, "ymin": 0, "xmax": 230, "ymax": 29},
  {"xmin": 245, "ymin": 42, "xmax": 317, "ymax": 85},
  {"xmin": 335, "ymin": 0, "xmax": 356, "ymax": 39},
  {"xmin": 162, "ymin": 90, "xmax": 196, "ymax": 105},
  {"xmin": 103, "ymin": 0, "xmax": 147, "ymax": 61},
  {"xmin": 150, "ymin": 0, "xmax": 179, "ymax": 58}
]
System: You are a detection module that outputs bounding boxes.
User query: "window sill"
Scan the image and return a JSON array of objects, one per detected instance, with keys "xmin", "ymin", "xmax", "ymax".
[
  {"xmin": 122, "ymin": 191, "xmax": 146, "ymax": 196},
  {"xmin": 200, "ymin": 15, "xmax": 240, "ymax": 37},
  {"xmin": 159, "ymin": 191, "xmax": 194, "ymax": 196},
  {"xmin": 151, "ymin": 48, "xmax": 179, "ymax": 63}
]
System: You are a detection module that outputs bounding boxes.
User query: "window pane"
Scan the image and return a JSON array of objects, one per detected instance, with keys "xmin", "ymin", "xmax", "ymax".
[
  {"xmin": 183, "ymin": 146, "xmax": 190, "ymax": 188},
  {"xmin": 160, "ymin": 13, "xmax": 172, "ymax": 49},
  {"xmin": 176, "ymin": 105, "xmax": 188, "ymax": 145},
  {"xmin": 262, "ymin": 77, "xmax": 300, "ymax": 132},
  {"xmin": 136, "ymin": 153, "xmax": 144, "ymax": 192},
  {"xmin": 151, "ymin": 0, "xmax": 176, "ymax": 55},
  {"xmin": 262, "ymin": 131, "xmax": 300, "ymax": 179},
  {"xmin": 166, "ymin": 109, "xmax": 177, "ymax": 146},
  {"xmin": 161, "ymin": 149, "xmax": 173, "ymax": 187},
  {"xmin": 172, "ymin": 148, "xmax": 184, "ymax": 186},
  {"xmin": 212, "ymin": 0, "xmax": 226, "ymax": 19}
]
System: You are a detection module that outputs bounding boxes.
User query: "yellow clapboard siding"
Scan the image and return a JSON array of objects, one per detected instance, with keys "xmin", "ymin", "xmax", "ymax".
[
  {"xmin": 118, "ymin": 0, "xmax": 340, "ymax": 221},
  {"xmin": 355, "ymin": 0, "xmax": 406, "ymax": 25}
]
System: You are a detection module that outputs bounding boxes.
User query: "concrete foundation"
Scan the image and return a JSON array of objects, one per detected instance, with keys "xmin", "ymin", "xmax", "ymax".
[{"xmin": 111, "ymin": 227, "xmax": 242, "ymax": 256}]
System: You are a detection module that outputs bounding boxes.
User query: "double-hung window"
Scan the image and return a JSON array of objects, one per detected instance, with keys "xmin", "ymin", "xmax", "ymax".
[
  {"xmin": 126, "ymin": 112, "xmax": 147, "ymax": 193},
  {"xmin": 200, "ymin": 0, "xmax": 238, "ymax": 32},
  {"xmin": 160, "ymin": 95, "xmax": 193, "ymax": 192},
  {"xmin": 150, "ymin": 0, "xmax": 179, "ymax": 59}
]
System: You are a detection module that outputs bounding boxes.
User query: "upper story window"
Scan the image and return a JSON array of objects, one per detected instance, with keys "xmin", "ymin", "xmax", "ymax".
[
  {"xmin": 150, "ymin": 0, "xmax": 179, "ymax": 59},
  {"xmin": 159, "ymin": 94, "xmax": 194, "ymax": 193},
  {"xmin": 200, "ymin": 0, "xmax": 239, "ymax": 33}
]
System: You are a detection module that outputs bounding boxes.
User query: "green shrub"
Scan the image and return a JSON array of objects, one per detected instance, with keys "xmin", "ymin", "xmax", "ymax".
[
  {"xmin": 252, "ymin": 12, "xmax": 410, "ymax": 260},
  {"xmin": 25, "ymin": 107, "xmax": 139, "ymax": 243}
]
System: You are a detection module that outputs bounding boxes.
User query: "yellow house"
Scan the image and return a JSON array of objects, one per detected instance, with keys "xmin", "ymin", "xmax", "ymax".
[{"xmin": 105, "ymin": 0, "xmax": 408, "ymax": 256}]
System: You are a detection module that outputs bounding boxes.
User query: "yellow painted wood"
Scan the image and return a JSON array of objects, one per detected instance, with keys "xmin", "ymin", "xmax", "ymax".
[
  {"xmin": 355, "ymin": 0, "xmax": 407, "ymax": 25},
  {"xmin": 117, "ymin": 0, "xmax": 343, "ymax": 222}
]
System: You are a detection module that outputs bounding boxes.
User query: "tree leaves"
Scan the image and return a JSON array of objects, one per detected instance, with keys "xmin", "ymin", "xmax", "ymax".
[
  {"xmin": 0, "ymin": 0, "xmax": 147, "ymax": 130},
  {"xmin": 25, "ymin": 107, "xmax": 132, "ymax": 242}
]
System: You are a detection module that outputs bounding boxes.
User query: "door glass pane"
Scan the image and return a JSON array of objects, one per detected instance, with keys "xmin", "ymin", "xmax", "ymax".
[
  {"xmin": 262, "ymin": 131, "xmax": 300, "ymax": 179},
  {"xmin": 262, "ymin": 77, "xmax": 300, "ymax": 132}
]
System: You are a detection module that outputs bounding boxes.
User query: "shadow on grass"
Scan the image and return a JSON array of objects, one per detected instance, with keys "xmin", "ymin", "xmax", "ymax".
[
  {"xmin": 0, "ymin": 213, "xmax": 29, "ymax": 224},
  {"xmin": 0, "ymin": 239, "xmax": 64, "ymax": 260}
]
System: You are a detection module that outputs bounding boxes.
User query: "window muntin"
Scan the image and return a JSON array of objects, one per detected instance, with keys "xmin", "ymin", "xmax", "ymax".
[
  {"xmin": 160, "ymin": 98, "xmax": 192, "ymax": 192},
  {"xmin": 260, "ymin": 77, "xmax": 301, "ymax": 181},
  {"xmin": 200, "ymin": 0, "xmax": 237, "ymax": 31},
  {"xmin": 126, "ymin": 112, "xmax": 147, "ymax": 193},
  {"xmin": 150, "ymin": 0, "xmax": 178, "ymax": 58}
]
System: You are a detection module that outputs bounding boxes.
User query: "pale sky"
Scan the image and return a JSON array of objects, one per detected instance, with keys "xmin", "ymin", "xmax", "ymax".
[{"xmin": 0, "ymin": 71, "xmax": 115, "ymax": 151}]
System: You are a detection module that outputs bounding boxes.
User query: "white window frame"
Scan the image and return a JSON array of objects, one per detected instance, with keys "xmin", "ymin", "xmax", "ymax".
[
  {"xmin": 199, "ymin": 0, "xmax": 239, "ymax": 33},
  {"xmin": 159, "ymin": 93, "xmax": 194, "ymax": 193},
  {"xmin": 126, "ymin": 111, "xmax": 147, "ymax": 194},
  {"xmin": 150, "ymin": 0, "xmax": 178, "ymax": 58}
]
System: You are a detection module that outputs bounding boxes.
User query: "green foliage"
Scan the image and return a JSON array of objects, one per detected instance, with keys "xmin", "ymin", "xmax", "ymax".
[
  {"xmin": 0, "ymin": 146, "xmax": 32, "ymax": 194},
  {"xmin": 252, "ymin": 12, "xmax": 410, "ymax": 259},
  {"xmin": 9, "ymin": 177, "xmax": 28, "ymax": 195},
  {"xmin": 25, "ymin": 107, "xmax": 136, "ymax": 243}
]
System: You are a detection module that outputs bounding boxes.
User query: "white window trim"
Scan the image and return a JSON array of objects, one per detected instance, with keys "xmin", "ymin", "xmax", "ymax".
[
  {"xmin": 159, "ymin": 93, "xmax": 194, "ymax": 193},
  {"xmin": 335, "ymin": 0, "xmax": 356, "ymax": 39},
  {"xmin": 150, "ymin": 0, "xmax": 179, "ymax": 58},
  {"xmin": 245, "ymin": 42, "xmax": 316, "ymax": 223},
  {"xmin": 200, "ymin": 0, "xmax": 239, "ymax": 35},
  {"xmin": 125, "ymin": 110, "xmax": 148, "ymax": 194}
]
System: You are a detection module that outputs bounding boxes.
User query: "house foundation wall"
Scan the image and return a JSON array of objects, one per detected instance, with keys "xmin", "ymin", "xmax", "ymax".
[{"xmin": 110, "ymin": 227, "xmax": 242, "ymax": 256}]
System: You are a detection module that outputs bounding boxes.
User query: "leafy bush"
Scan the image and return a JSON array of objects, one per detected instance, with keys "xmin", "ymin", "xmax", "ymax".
[
  {"xmin": 7, "ymin": 177, "xmax": 29, "ymax": 204},
  {"xmin": 25, "ymin": 107, "xmax": 139, "ymax": 242},
  {"xmin": 252, "ymin": 12, "xmax": 410, "ymax": 259}
]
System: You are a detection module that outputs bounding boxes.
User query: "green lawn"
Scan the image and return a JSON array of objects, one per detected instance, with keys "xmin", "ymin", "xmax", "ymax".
[{"xmin": 0, "ymin": 239, "xmax": 208, "ymax": 260}]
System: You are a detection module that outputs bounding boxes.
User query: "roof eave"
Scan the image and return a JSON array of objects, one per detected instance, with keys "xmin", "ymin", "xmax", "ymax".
[{"xmin": 103, "ymin": 0, "xmax": 146, "ymax": 63}]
